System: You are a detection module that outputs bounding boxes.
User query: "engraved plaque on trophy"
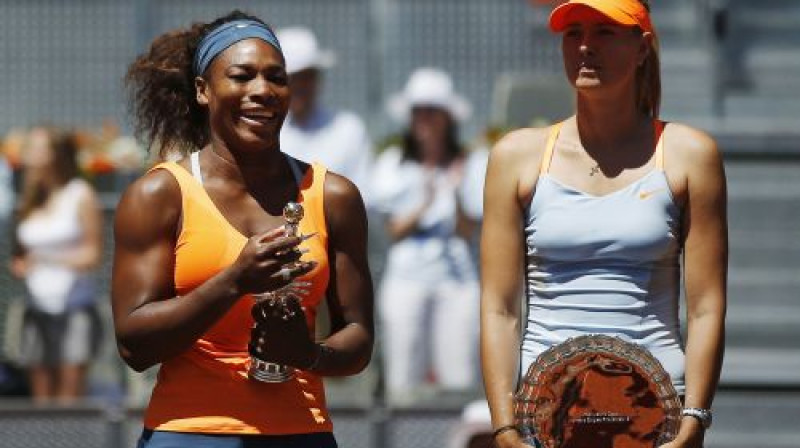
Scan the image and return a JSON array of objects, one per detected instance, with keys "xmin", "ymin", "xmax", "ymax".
[
  {"xmin": 514, "ymin": 334, "xmax": 681, "ymax": 448},
  {"xmin": 247, "ymin": 202, "xmax": 304, "ymax": 383}
]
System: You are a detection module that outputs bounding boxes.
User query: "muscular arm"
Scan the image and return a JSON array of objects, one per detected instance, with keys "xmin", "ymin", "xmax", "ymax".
[
  {"xmin": 312, "ymin": 173, "xmax": 374, "ymax": 376},
  {"xmin": 480, "ymin": 129, "xmax": 548, "ymax": 447},
  {"xmin": 676, "ymin": 127, "xmax": 728, "ymax": 441},
  {"xmin": 112, "ymin": 170, "xmax": 301, "ymax": 371},
  {"xmin": 112, "ymin": 170, "xmax": 240, "ymax": 371}
]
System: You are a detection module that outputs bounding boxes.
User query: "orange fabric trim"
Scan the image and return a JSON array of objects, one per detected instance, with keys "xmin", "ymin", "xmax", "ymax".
[
  {"xmin": 540, "ymin": 121, "xmax": 564, "ymax": 176},
  {"xmin": 654, "ymin": 120, "xmax": 666, "ymax": 171}
]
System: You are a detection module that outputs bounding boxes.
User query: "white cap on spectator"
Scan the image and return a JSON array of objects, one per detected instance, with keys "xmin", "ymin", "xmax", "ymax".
[
  {"xmin": 387, "ymin": 67, "xmax": 472, "ymax": 122},
  {"xmin": 276, "ymin": 26, "xmax": 336, "ymax": 74}
]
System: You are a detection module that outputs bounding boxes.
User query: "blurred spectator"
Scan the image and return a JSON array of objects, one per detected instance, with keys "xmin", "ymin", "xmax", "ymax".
[
  {"xmin": 278, "ymin": 26, "xmax": 373, "ymax": 202},
  {"xmin": 0, "ymin": 135, "xmax": 23, "ymax": 398},
  {"xmin": 373, "ymin": 68, "xmax": 482, "ymax": 401},
  {"xmin": 9, "ymin": 126, "xmax": 103, "ymax": 404}
]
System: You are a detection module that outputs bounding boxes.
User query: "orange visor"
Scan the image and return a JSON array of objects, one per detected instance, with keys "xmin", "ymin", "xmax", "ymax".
[{"xmin": 549, "ymin": 0, "xmax": 654, "ymax": 33}]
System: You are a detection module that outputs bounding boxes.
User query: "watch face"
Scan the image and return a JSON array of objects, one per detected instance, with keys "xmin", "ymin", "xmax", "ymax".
[{"xmin": 514, "ymin": 335, "xmax": 682, "ymax": 448}]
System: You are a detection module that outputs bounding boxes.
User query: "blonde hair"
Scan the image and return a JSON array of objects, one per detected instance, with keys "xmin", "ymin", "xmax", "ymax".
[
  {"xmin": 636, "ymin": 31, "xmax": 661, "ymax": 118},
  {"xmin": 635, "ymin": 0, "xmax": 661, "ymax": 117}
]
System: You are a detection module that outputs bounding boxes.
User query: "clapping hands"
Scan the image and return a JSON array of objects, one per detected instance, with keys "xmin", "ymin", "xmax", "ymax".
[{"xmin": 248, "ymin": 278, "xmax": 317, "ymax": 369}]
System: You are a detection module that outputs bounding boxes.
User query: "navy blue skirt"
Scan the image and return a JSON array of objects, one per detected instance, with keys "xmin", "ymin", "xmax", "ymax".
[{"xmin": 137, "ymin": 429, "xmax": 338, "ymax": 448}]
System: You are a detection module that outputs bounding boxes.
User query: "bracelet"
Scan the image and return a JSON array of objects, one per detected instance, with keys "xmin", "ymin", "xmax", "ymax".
[
  {"xmin": 492, "ymin": 424, "xmax": 520, "ymax": 439},
  {"xmin": 682, "ymin": 407, "xmax": 713, "ymax": 429}
]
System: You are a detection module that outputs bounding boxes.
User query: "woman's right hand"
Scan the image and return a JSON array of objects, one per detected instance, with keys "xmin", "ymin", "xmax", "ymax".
[{"xmin": 231, "ymin": 226, "xmax": 317, "ymax": 296}]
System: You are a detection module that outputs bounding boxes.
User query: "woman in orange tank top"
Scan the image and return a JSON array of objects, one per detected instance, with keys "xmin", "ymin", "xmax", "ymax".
[{"xmin": 113, "ymin": 10, "xmax": 373, "ymax": 448}]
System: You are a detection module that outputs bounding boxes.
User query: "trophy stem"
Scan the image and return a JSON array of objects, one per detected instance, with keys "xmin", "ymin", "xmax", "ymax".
[{"xmin": 247, "ymin": 201, "xmax": 305, "ymax": 384}]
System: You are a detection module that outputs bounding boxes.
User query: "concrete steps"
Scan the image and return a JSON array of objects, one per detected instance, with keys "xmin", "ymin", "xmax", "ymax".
[{"xmin": 706, "ymin": 390, "xmax": 800, "ymax": 448}]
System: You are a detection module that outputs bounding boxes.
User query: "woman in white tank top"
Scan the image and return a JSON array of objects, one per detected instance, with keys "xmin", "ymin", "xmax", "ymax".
[
  {"xmin": 373, "ymin": 68, "xmax": 482, "ymax": 400},
  {"xmin": 480, "ymin": 2, "xmax": 727, "ymax": 448},
  {"xmin": 10, "ymin": 126, "xmax": 103, "ymax": 403}
]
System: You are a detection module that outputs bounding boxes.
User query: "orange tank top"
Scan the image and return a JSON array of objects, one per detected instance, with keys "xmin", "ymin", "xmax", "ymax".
[{"xmin": 143, "ymin": 158, "xmax": 332, "ymax": 435}]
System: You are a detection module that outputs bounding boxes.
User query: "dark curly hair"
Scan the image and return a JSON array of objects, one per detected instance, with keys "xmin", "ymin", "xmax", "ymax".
[{"xmin": 124, "ymin": 10, "xmax": 274, "ymax": 159}]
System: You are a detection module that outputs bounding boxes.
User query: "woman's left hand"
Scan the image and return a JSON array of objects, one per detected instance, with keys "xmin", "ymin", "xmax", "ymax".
[
  {"xmin": 249, "ymin": 292, "xmax": 318, "ymax": 369},
  {"xmin": 658, "ymin": 424, "xmax": 705, "ymax": 448}
]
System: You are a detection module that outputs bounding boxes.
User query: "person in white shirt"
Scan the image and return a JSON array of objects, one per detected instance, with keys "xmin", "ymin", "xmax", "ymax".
[
  {"xmin": 277, "ymin": 27, "xmax": 373, "ymax": 201},
  {"xmin": 10, "ymin": 126, "xmax": 103, "ymax": 403},
  {"xmin": 373, "ymin": 68, "xmax": 483, "ymax": 401}
]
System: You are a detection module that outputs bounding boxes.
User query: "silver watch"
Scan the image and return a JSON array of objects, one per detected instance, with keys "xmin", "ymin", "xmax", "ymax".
[{"xmin": 682, "ymin": 407, "xmax": 713, "ymax": 429}]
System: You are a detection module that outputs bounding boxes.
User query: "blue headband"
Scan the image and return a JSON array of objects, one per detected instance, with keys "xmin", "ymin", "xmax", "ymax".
[{"xmin": 193, "ymin": 19, "xmax": 283, "ymax": 76}]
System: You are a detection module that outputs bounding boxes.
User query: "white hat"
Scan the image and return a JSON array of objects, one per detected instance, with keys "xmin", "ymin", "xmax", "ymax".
[
  {"xmin": 276, "ymin": 26, "xmax": 336, "ymax": 75},
  {"xmin": 387, "ymin": 67, "xmax": 472, "ymax": 122}
]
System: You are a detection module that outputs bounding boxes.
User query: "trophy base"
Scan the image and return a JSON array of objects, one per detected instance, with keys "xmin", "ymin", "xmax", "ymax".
[{"xmin": 248, "ymin": 357, "xmax": 295, "ymax": 383}]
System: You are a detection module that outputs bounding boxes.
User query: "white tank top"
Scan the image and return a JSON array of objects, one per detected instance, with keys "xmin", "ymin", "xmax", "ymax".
[
  {"xmin": 521, "ymin": 121, "xmax": 686, "ymax": 394},
  {"xmin": 17, "ymin": 178, "xmax": 95, "ymax": 314}
]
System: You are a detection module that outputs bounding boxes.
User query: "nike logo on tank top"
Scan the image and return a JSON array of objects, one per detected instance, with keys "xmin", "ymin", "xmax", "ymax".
[{"xmin": 521, "ymin": 121, "xmax": 686, "ymax": 394}]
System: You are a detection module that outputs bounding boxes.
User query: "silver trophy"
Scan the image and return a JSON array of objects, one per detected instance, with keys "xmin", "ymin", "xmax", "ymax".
[{"xmin": 248, "ymin": 202, "xmax": 305, "ymax": 383}]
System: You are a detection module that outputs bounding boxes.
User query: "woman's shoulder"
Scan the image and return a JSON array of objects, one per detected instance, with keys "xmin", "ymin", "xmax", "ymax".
[
  {"xmin": 662, "ymin": 121, "xmax": 721, "ymax": 168},
  {"xmin": 374, "ymin": 145, "xmax": 403, "ymax": 166},
  {"xmin": 113, "ymin": 167, "xmax": 183, "ymax": 243},
  {"xmin": 54, "ymin": 178, "xmax": 99, "ymax": 209},
  {"xmin": 372, "ymin": 146, "xmax": 409, "ymax": 182},
  {"xmin": 117, "ymin": 166, "xmax": 182, "ymax": 216},
  {"xmin": 488, "ymin": 125, "xmax": 555, "ymax": 170},
  {"xmin": 322, "ymin": 170, "xmax": 367, "ymax": 239},
  {"xmin": 323, "ymin": 170, "xmax": 363, "ymax": 208},
  {"xmin": 66, "ymin": 177, "xmax": 95, "ymax": 197},
  {"xmin": 329, "ymin": 109, "xmax": 368, "ymax": 135}
]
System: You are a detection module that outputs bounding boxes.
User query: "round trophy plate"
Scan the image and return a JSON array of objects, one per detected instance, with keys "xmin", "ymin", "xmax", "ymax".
[{"xmin": 514, "ymin": 335, "xmax": 681, "ymax": 448}]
